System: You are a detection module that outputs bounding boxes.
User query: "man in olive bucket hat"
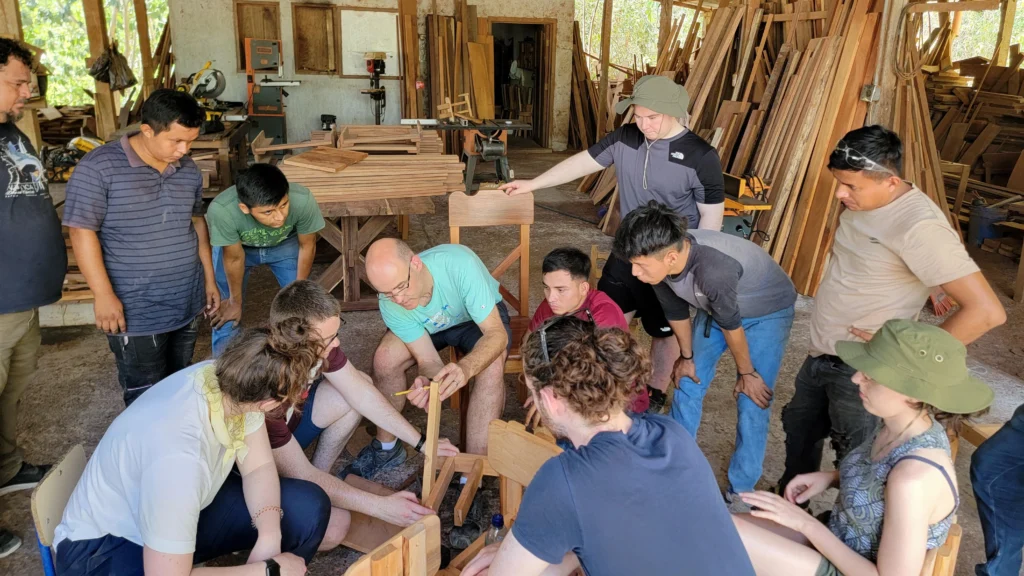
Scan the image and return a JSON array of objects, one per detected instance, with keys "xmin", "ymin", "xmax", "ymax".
[{"xmin": 501, "ymin": 75, "xmax": 725, "ymax": 413}]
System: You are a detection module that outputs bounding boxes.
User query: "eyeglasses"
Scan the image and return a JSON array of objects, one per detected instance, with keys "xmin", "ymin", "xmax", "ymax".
[
  {"xmin": 833, "ymin": 142, "xmax": 897, "ymax": 177},
  {"xmin": 538, "ymin": 309, "xmax": 596, "ymax": 363},
  {"xmin": 377, "ymin": 262, "xmax": 413, "ymax": 301}
]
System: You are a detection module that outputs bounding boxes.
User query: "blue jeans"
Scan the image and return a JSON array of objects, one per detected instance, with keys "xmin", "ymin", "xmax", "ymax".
[
  {"xmin": 55, "ymin": 473, "xmax": 331, "ymax": 575},
  {"xmin": 972, "ymin": 404, "xmax": 1024, "ymax": 576},
  {"xmin": 670, "ymin": 305, "xmax": 795, "ymax": 493},
  {"xmin": 212, "ymin": 236, "xmax": 300, "ymax": 357}
]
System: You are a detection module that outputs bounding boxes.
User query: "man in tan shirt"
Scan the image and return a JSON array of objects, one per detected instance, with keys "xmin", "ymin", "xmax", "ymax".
[{"xmin": 776, "ymin": 125, "xmax": 1006, "ymax": 494}]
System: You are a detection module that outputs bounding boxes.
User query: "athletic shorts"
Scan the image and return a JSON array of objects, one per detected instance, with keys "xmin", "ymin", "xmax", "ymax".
[
  {"xmin": 429, "ymin": 301, "xmax": 513, "ymax": 355},
  {"xmin": 597, "ymin": 253, "xmax": 672, "ymax": 338}
]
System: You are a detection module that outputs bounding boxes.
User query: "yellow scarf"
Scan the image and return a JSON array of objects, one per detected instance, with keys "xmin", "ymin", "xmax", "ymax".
[{"xmin": 199, "ymin": 364, "xmax": 249, "ymax": 467}]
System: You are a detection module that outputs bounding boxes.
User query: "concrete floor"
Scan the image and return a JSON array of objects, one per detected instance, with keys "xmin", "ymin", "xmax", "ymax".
[{"xmin": 2, "ymin": 149, "xmax": 1023, "ymax": 575}]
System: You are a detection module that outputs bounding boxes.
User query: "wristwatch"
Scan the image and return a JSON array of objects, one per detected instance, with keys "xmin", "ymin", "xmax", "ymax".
[{"xmin": 264, "ymin": 559, "xmax": 280, "ymax": 576}]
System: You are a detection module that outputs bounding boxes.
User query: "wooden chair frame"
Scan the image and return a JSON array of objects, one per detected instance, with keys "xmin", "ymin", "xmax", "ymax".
[
  {"xmin": 447, "ymin": 189, "xmax": 535, "ymax": 449},
  {"xmin": 342, "ymin": 515, "xmax": 442, "ymax": 576}
]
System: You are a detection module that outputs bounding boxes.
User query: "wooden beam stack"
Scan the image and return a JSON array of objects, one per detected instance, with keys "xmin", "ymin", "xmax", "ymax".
[
  {"xmin": 277, "ymin": 154, "xmax": 465, "ymax": 202},
  {"xmin": 337, "ymin": 125, "xmax": 443, "ymax": 154},
  {"xmin": 569, "ymin": 21, "xmax": 600, "ymax": 150}
]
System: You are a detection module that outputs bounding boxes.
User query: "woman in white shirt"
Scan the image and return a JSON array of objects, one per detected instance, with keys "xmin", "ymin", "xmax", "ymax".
[{"xmin": 55, "ymin": 321, "xmax": 339, "ymax": 576}]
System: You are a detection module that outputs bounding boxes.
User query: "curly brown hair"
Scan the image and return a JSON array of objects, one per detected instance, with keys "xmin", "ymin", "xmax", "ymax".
[
  {"xmin": 522, "ymin": 316, "xmax": 650, "ymax": 423},
  {"xmin": 215, "ymin": 317, "xmax": 326, "ymax": 408}
]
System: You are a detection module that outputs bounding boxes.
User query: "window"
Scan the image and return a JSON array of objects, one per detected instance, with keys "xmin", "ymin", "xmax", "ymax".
[
  {"xmin": 293, "ymin": 4, "xmax": 339, "ymax": 74},
  {"xmin": 234, "ymin": 1, "xmax": 282, "ymax": 71}
]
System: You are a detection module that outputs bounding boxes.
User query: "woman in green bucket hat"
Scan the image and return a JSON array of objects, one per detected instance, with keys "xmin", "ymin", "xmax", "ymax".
[{"xmin": 732, "ymin": 318, "xmax": 993, "ymax": 575}]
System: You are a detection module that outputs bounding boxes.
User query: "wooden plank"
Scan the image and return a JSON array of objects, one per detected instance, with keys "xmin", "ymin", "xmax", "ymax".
[
  {"xmin": 597, "ymin": 0, "xmax": 614, "ymax": 138},
  {"xmin": 132, "ymin": 0, "xmax": 154, "ymax": 97},
  {"xmin": 449, "ymin": 190, "xmax": 534, "ymax": 227},
  {"xmin": 421, "ymin": 382, "xmax": 441, "ymax": 504},
  {"xmin": 995, "ymin": 0, "xmax": 1017, "ymax": 65},
  {"xmin": 82, "ymin": 0, "xmax": 117, "ymax": 140},
  {"xmin": 1006, "ymin": 150, "xmax": 1024, "ymax": 191},
  {"xmin": 453, "ymin": 459, "xmax": 484, "ymax": 526},
  {"xmin": 424, "ymin": 456, "xmax": 456, "ymax": 511},
  {"xmin": 486, "ymin": 420, "xmax": 561, "ymax": 488},
  {"xmin": 282, "ymin": 148, "xmax": 368, "ymax": 173},
  {"xmin": 0, "ymin": 0, "xmax": 23, "ymax": 39},
  {"xmin": 956, "ymin": 123, "xmax": 1001, "ymax": 167},
  {"xmin": 466, "ymin": 42, "xmax": 494, "ymax": 119},
  {"xmin": 940, "ymin": 122, "xmax": 970, "ymax": 161},
  {"xmin": 404, "ymin": 521, "xmax": 429, "ymax": 576},
  {"xmin": 342, "ymin": 476, "xmax": 404, "ymax": 553}
]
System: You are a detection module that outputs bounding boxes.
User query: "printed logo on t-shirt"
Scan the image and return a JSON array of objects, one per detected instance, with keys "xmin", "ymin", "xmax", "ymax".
[
  {"xmin": 2, "ymin": 135, "xmax": 46, "ymax": 198},
  {"xmin": 423, "ymin": 304, "xmax": 458, "ymax": 331},
  {"xmin": 240, "ymin": 224, "xmax": 295, "ymax": 247}
]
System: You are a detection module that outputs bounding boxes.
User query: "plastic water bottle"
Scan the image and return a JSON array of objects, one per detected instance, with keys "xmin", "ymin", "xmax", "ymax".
[{"xmin": 484, "ymin": 514, "xmax": 508, "ymax": 545}]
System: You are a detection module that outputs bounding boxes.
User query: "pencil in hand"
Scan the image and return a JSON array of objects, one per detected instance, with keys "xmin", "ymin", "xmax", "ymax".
[{"xmin": 393, "ymin": 383, "xmax": 436, "ymax": 396}]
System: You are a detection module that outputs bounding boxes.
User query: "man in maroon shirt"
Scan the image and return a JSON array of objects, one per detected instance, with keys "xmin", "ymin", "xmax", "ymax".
[
  {"xmin": 529, "ymin": 248, "xmax": 648, "ymax": 413},
  {"xmin": 266, "ymin": 280, "xmax": 458, "ymax": 537}
]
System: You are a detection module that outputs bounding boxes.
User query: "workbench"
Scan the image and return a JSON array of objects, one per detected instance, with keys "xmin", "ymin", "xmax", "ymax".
[
  {"xmin": 190, "ymin": 120, "xmax": 250, "ymax": 189},
  {"xmin": 315, "ymin": 196, "xmax": 437, "ymax": 311}
]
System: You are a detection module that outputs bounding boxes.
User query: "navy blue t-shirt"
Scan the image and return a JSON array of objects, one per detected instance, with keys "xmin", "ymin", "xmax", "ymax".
[{"xmin": 512, "ymin": 414, "xmax": 754, "ymax": 576}]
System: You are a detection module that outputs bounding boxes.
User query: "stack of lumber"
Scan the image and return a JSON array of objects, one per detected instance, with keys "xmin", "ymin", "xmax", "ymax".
[
  {"xmin": 569, "ymin": 21, "xmax": 600, "ymax": 150},
  {"xmin": 61, "ymin": 233, "xmax": 91, "ymax": 302},
  {"xmin": 576, "ymin": 0, "xmax": 882, "ymax": 296},
  {"xmin": 39, "ymin": 106, "xmax": 96, "ymax": 144},
  {"xmin": 427, "ymin": 0, "xmax": 496, "ymax": 152},
  {"xmin": 277, "ymin": 154, "xmax": 465, "ymax": 202},
  {"xmin": 337, "ymin": 125, "xmax": 443, "ymax": 154},
  {"xmin": 398, "ymin": 0, "xmax": 421, "ymax": 119}
]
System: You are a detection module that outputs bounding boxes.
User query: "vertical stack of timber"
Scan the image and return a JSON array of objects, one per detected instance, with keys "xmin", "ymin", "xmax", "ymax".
[
  {"xmin": 576, "ymin": 0, "xmax": 883, "ymax": 296},
  {"xmin": 569, "ymin": 22, "xmax": 600, "ymax": 150},
  {"xmin": 399, "ymin": 0, "xmax": 421, "ymax": 119},
  {"xmin": 427, "ymin": 1, "xmax": 496, "ymax": 153}
]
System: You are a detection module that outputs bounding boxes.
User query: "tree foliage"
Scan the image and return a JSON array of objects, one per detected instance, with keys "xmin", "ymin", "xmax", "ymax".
[{"xmin": 20, "ymin": 0, "xmax": 168, "ymax": 106}]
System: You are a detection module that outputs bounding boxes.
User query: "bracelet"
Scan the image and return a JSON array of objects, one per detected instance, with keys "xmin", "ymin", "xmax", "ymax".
[
  {"xmin": 251, "ymin": 505, "xmax": 284, "ymax": 529},
  {"xmin": 738, "ymin": 370, "xmax": 758, "ymax": 377},
  {"xmin": 680, "ymin": 353, "xmax": 693, "ymax": 360},
  {"xmin": 414, "ymin": 433, "xmax": 426, "ymax": 453}
]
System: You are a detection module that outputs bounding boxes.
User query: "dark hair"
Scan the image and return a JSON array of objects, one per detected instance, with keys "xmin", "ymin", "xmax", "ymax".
[
  {"xmin": 237, "ymin": 163, "xmax": 290, "ymax": 208},
  {"xmin": 612, "ymin": 201, "xmax": 688, "ymax": 260},
  {"xmin": 827, "ymin": 125, "xmax": 903, "ymax": 179},
  {"xmin": 522, "ymin": 316, "xmax": 650, "ymax": 423},
  {"xmin": 215, "ymin": 319, "xmax": 325, "ymax": 407},
  {"xmin": 542, "ymin": 247, "xmax": 591, "ymax": 281},
  {"xmin": 908, "ymin": 401, "xmax": 989, "ymax": 439},
  {"xmin": 140, "ymin": 89, "xmax": 203, "ymax": 134},
  {"xmin": 0, "ymin": 38, "xmax": 33, "ymax": 69},
  {"xmin": 270, "ymin": 280, "xmax": 341, "ymax": 325}
]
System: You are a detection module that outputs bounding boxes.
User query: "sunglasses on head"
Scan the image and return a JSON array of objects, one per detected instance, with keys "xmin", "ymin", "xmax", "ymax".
[
  {"xmin": 833, "ymin": 142, "xmax": 897, "ymax": 177},
  {"xmin": 538, "ymin": 309, "xmax": 596, "ymax": 363}
]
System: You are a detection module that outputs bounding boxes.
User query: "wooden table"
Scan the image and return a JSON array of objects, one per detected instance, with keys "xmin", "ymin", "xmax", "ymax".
[
  {"xmin": 190, "ymin": 121, "xmax": 250, "ymax": 188},
  {"xmin": 316, "ymin": 196, "xmax": 436, "ymax": 311}
]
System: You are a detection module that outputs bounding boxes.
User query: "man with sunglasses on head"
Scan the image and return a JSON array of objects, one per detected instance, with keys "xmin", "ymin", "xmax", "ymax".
[
  {"xmin": 366, "ymin": 238, "xmax": 512, "ymax": 458},
  {"xmin": 500, "ymin": 75, "xmax": 725, "ymax": 414},
  {"xmin": 776, "ymin": 125, "xmax": 1005, "ymax": 496}
]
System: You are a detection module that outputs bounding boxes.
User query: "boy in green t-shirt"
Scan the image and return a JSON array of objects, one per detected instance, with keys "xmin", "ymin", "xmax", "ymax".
[{"xmin": 205, "ymin": 163, "xmax": 326, "ymax": 355}]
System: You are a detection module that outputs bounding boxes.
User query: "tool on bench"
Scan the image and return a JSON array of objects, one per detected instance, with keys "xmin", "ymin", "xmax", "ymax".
[
  {"xmin": 434, "ymin": 118, "xmax": 533, "ymax": 192},
  {"xmin": 723, "ymin": 173, "xmax": 772, "ymax": 240},
  {"xmin": 177, "ymin": 61, "xmax": 228, "ymax": 134}
]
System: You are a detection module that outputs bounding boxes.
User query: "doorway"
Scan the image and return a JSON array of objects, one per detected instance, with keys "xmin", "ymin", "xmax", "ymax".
[{"xmin": 490, "ymin": 19, "xmax": 556, "ymax": 150}]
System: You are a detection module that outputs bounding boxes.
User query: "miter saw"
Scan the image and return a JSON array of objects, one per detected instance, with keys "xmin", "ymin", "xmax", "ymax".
[{"xmin": 177, "ymin": 61, "xmax": 228, "ymax": 134}]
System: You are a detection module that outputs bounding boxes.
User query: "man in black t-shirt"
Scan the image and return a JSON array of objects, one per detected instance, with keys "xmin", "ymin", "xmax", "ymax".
[
  {"xmin": 0, "ymin": 38, "xmax": 67, "ymax": 557},
  {"xmin": 500, "ymin": 75, "xmax": 725, "ymax": 408}
]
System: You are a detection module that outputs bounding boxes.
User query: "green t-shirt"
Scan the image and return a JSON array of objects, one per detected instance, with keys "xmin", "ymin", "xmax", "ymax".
[
  {"xmin": 380, "ymin": 244, "xmax": 502, "ymax": 343},
  {"xmin": 205, "ymin": 183, "xmax": 326, "ymax": 247}
]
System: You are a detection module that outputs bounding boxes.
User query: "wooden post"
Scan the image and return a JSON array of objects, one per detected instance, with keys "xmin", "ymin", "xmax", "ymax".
[
  {"xmin": 658, "ymin": 0, "xmax": 673, "ymax": 59},
  {"xmin": 995, "ymin": 0, "xmax": 1017, "ymax": 66},
  {"xmin": 0, "ymin": 0, "xmax": 22, "ymax": 39},
  {"xmin": 865, "ymin": 0, "xmax": 908, "ymax": 128},
  {"xmin": 597, "ymin": 0, "xmax": 614, "ymax": 138},
  {"xmin": 82, "ymin": 0, "xmax": 118, "ymax": 140},
  {"xmin": 420, "ymin": 382, "xmax": 441, "ymax": 505},
  {"xmin": 133, "ymin": 0, "xmax": 154, "ymax": 98}
]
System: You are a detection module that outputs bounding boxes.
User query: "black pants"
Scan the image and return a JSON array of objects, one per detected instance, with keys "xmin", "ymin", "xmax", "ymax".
[
  {"xmin": 55, "ymin": 474, "xmax": 331, "ymax": 575},
  {"xmin": 778, "ymin": 354, "xmax": 878, "ymax": 492},
  {"xmin": 106, "ymin": 318, "xmax": 198, "ymax": 406}
]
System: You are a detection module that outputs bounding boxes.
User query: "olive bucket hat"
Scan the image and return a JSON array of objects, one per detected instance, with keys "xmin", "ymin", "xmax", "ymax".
[
  {"xmin": 836, "ymin": 319, "xmax": 993, "ymax": 414},
  {"xmin": 614, "ymin": 75, "xmax": 689, "ymax": 117}
]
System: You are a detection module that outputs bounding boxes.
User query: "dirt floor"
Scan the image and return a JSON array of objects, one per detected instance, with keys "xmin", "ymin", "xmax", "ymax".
[{"xmin": 2, "ymin": 149, "xmax": 1022, "ymax": 575}]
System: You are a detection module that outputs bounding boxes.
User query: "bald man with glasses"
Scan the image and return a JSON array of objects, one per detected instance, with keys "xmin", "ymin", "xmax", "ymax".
[{"xmin": 366, "ymin": 239, "xmax": 512, "ymax": 457}]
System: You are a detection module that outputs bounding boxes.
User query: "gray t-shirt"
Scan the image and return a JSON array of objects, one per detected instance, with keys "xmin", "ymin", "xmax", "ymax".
[
  {"xmin": 512, "ymin": 414, "xmax": 754, "ymax": 576},
  {"xmin": 653, "ymin": 230, "xmax": 797, "ymax": 330},
  {"xmin": 588, "ymin": 124, "xmax": 724, "ymax": 228}
]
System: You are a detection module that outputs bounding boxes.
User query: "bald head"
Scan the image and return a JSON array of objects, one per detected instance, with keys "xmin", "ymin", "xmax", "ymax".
[{"xmin": 366, "ymin": 239, "xmax": 421, "ymax": 307}]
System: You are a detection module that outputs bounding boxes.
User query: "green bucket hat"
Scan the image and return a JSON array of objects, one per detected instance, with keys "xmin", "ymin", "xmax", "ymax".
[
  {"xmin": 836, "ymin": 319, "xmax": 993, "ymax": 414},
  {"xmin": 614, "ymin": 75, "xmax": 689, "ymax": 117}
]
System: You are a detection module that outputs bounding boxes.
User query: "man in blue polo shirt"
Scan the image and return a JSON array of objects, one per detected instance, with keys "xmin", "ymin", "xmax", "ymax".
[{"xmin": 64, "ymin": 90, "xmax": 220, "ymax": 406}]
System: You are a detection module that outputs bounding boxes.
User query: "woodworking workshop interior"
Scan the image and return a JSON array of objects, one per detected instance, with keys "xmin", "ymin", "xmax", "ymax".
[{"xmin": 4, "ymin": 0, "xmax": 1024, "ymax": 575}]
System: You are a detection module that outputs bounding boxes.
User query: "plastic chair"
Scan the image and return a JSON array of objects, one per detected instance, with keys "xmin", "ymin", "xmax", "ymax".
[{"xmin": 30, "ymin": 444, "xmax": 86, "ymax": 576}]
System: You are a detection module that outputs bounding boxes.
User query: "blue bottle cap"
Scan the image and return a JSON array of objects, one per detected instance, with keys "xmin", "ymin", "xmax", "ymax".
[{"xmin": 491, "ymin": 514, "xmax": 504, "ymax": 528}]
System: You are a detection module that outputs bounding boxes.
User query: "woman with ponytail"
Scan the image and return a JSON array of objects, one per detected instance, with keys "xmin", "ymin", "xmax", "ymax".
[
  {"xmin": 462, "ymin": 316, "xmax": 754, "ymax": 576},
  {"xmin": 54, "ymin": 321, "xmax": 337, "ymax": 576}
]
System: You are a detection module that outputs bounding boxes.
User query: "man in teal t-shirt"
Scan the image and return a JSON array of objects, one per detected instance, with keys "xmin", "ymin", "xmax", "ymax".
[
  {"xmin": 205, "ymin": 163, "xmax": 325, "ymax": 355},
  {"xmin": 364, "ymin": 239, "xmax": 511, "ymax": 463}
]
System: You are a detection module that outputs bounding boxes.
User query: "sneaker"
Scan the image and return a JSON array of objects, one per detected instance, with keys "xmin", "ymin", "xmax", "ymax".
[
  {"xmin": 646, "ymin": 387, "xmax": 667, "ymax": 414},
  {"xmin": 339, "ymin": 439, "xmax": 407, "ymax": 480},
  {"xmin": 449, "ymin": 497, "xmax": 486, "ymax": 549},
  {"xmin": 0, "ymin": 529, "xmax": 21, "ymax": 559},
  {"xmin": 0, "ymin": 462, "xmax": 51, "ymax": 496},
  {"xmin": 725, "ymin": 491, "xmax": 752, "ymax": 514}
]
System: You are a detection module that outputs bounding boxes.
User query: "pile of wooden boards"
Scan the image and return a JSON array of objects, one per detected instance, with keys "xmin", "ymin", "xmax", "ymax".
[
  {"xmin": 577, "ymin": 0, "xmax": 883, "ymax": 295},
  {"xmin": 337, "ymin": 125, "xmax": 444, "ymax": 154},
  {"xmin": 398, "ymin": 0, "xmax": 421, "ymax": 119},
  {"xmin": 61, "ymin": 233, "xmax": 91, "ymax": 302},
  {"xmin": 39, "ymin": 106, "xmax": 96, "ymax": 144},
  {"xmin": 569, "ymin": 21, "xmax": 600, "ymax": 150},
  {"xmin": 277, "ymin": 154, "xmax": 466, "ymax": 202},
  {"xmin": 426, "ymin": 1, "xmax": 496, "ymax": 152}
]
